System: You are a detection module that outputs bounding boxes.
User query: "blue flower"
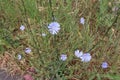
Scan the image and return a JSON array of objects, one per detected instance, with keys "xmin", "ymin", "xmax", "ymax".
[
  {"xmin": 101, "ymin": 62, "xmax": 108, "ymax": 69},
  {"xmin": 60, "ymin": 54, "xmax": 67, "ymax": 61},
  {"xmin": 80, "ymin": 17, "xmax": 85, "ymax": 25},
  {"xmin": 48, "ymin": 22, "xmax": 60, "ymax": 35},
  {"xmin": 74, "ymin": 50, "xmax": 83, "ymax": 58},
  {"xmin": 80, "ymin": 53, "xmax": 91, "ymax": 62},
  {"xmin": 25, "ymin": 48, "xmax": 31, "ymax": 54},
  {"xmin": 20, "ymin": 25, "xmax": 25, "ymax": 31}
]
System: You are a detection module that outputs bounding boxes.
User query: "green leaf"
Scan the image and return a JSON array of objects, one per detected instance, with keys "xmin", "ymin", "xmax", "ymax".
[
  {"xmin": 0, "ymin": 38, "xmax": 11, "ymax": 48},
  {"xmin": 101, "ymin": 74, "xmax": 120, "ymax": 80}
]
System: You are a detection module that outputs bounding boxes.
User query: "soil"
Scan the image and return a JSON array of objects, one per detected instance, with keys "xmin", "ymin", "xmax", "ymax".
[{"xmin": 0, "ymin": 69, "xmax": 23, "ymax": 80}]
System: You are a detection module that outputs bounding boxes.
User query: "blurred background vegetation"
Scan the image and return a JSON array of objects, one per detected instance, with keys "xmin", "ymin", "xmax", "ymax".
[{"xmin": 0, "ymin": 0, "xmax": 120, "ymax": 80}]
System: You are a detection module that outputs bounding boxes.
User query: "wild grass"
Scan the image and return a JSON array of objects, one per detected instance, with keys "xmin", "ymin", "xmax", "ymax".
[{"xmin": 0, "ymin": 0, "xmax": 120, "ymax": 80}]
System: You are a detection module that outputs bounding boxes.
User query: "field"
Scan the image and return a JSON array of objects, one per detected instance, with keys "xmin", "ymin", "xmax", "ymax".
[{"xmin": 0, "ymin": 0, "xmax": 120, "ymax": 80}]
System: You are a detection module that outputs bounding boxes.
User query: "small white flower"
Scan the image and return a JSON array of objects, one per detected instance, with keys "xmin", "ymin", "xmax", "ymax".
[
  {"xmin": 80, "ymin": 53, "xmax": 91, "ymax": 62},
  {"xmin": 60, "ymin": 54, "xmax": 67, "ymax": 61},
  {"xmin": 20, "ymin": 25, "xmax": 25, "ymax": 31},
  {"xmin": 18, "ymin": 54, "xmax": 22, "ymax": 60},
  {"xmin": 48, "ymin": 22, "xmax": 60, "ymax": 35},
  {"xmin": 74, "ymin": 50, "xmax": 83, "ymax": 58},
  {"xmin": 42, "ymin": 33, "xmax": 46, "ymax": 37},
  {"xmin": 25, "ymin": 48, "xmax": 31, "ymax": 54},
  {"xmin": 80, "ymin": 17, "xmax": 85, "ymax": 25},
  {"xmin": 112, "ymin": 6, "xmax": 119, "ymax": 12}
]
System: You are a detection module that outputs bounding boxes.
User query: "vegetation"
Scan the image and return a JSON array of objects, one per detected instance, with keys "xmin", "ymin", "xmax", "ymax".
[{"xmin": 0, "ymin": 0, "xmax": 120, "ymax": 80}]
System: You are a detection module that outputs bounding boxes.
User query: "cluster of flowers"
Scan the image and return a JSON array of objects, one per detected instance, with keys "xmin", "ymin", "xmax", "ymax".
[
  {"xmin": 17, "ymin": 47, "xmax": 32, "ymax": 60},
  {"xmin": 60, "ymin": 50, "xmax": 92, "ymax": 62},
  {"xmin": 60, "ymin": 50, "xmax": 108, "ymax": 69},
  {"xmin": 19, "ymin": 17, "xmax": 108, "ymax": 70}
]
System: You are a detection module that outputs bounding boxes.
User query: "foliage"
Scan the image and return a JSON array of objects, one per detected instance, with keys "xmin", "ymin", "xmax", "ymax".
[{"xmin": 0, "ymin": 0, "xmax": 120, "ymax": 79}]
